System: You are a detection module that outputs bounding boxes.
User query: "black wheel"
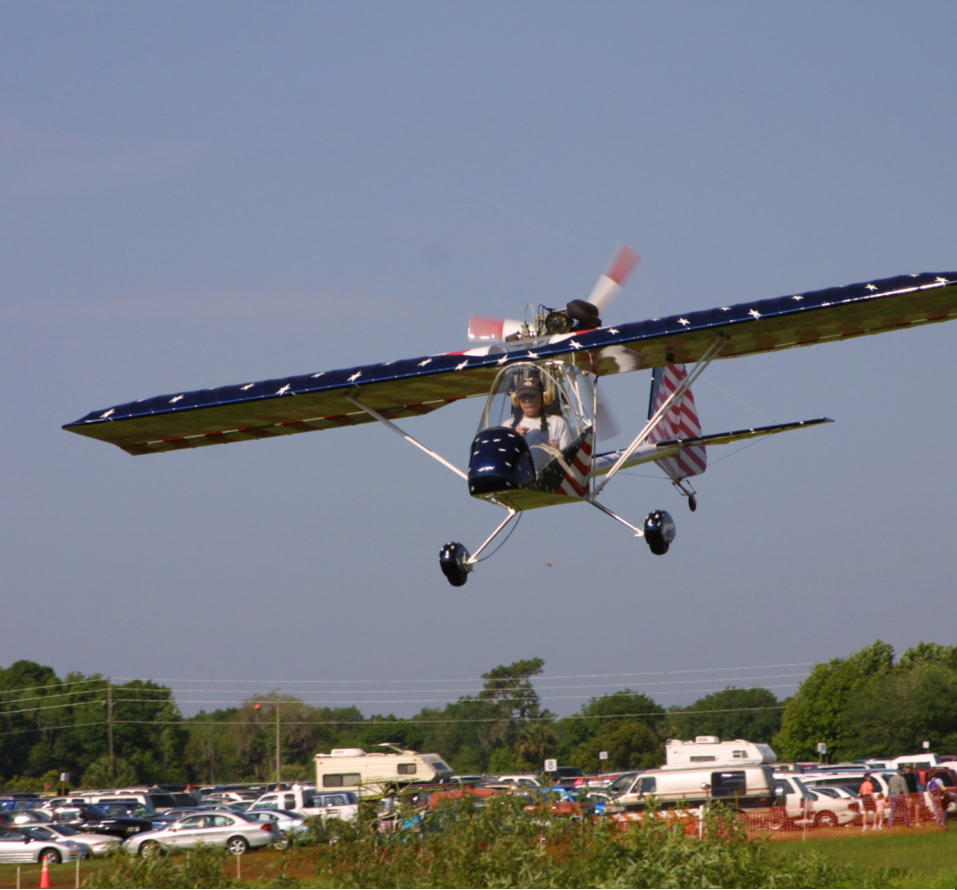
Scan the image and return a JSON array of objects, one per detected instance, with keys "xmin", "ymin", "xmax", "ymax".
[
  {"xmin": 139, "ymin": 840, "xmax": 163, "ymax": 857},
  {"xmin": 439, "ymin": 542, "xmax": 470, "ymax": 586},
  {"xmin": 226, "ymin": 835, "xmax": 249, "ymax": 855},
  {"xmin": 815, "ymin": 810, "xmax": 838, "ymax": 828},
  {"xmin": 39, "ymin": 848, "xmax": 62, "ymax": 864}
]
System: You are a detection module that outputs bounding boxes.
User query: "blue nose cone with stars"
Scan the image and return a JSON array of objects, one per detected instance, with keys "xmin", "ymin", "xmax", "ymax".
[{"xmin": 468, "ymin": 427, "xmax": 536, "ymax": 495}]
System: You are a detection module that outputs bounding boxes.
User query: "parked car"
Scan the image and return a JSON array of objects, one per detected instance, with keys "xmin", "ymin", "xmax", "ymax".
[
  {"xmin": 245, "ymin": 809, "xmax": 307, "ymax": 839},
  {"xmin": 46, "ymin": 803, "xmax": 153, "ymax": 839},
  {"xmin": 249, "ymin": 789, "xmax": 358, "ymax": 820},
  {"xmin": 911, "ymin": 767, "xmax": 957, "ymax": 812},
  {"xmin": 800, "ymin": 770, "xmax": 894, "ymax": 798},
  {"xmin": 0, "ymin": 810, "xmax": 53, "ymax": 826},
  {"xmin": 123, "ymin": 810, "xmax": 280, "ymax": 855},
  {"xmin": 0, "ymin": 826, "xmax": 88, "ymax": 863},
  {"xmin": 804, "ymin": 786, "xmax": 860, "ymax": 827},
  {"xmin": 20, "ymin": 823, "xmax": 119, "ymax": 857}
]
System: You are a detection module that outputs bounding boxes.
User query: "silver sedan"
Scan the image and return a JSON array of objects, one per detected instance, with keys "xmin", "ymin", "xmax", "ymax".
[
  {"xmin": 25, "ymin": 824, "xmax": 119, "ymax": 857},
  {"xmin": 0, "ymin": 827, "xmax": 89, "ymax": 864},
  {"xmin": 123, "ymin": 810, "xmax": 280, "ymax": 856}
]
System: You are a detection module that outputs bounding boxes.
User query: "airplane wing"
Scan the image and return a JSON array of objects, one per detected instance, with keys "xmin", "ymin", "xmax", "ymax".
[
  {"xmin": 590, "ymin": 418, "xmax": 834, "ymax": 477},
  {"xmin": 64, "ymin": 271, "xmax": 956, "ymax": 455}
]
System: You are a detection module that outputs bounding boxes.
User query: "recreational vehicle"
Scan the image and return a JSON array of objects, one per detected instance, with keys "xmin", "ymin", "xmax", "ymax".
[{"xmin": 313, "ymin": 745, "xmax": 453, "ymax": 796}]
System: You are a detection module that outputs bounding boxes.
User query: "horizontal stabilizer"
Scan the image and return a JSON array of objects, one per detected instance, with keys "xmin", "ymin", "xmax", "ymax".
[{"xmin": 591, "ymin": 417, "xmax": 833, "ymax": 477}]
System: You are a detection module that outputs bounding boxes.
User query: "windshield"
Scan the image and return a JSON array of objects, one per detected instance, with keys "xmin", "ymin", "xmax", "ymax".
[{"xmin": 478, "ymin": 362, "xmax": 595, "ymax": 443}]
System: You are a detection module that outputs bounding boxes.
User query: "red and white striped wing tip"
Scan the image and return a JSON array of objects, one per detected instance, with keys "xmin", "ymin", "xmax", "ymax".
[
  {"xmin": 467, "ymin": 315, "xmax": 524, "ymax": 341},
  {"xmin": 587, "ymin": 245, "xmax": 640, "ymax": 313}
]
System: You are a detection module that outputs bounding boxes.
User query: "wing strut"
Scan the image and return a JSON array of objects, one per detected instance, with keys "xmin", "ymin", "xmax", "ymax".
[
  {"xmin": 592, "ymin": 336, "xmax": 726, "ymax": 496},
  {"xmin": 348, "ymin": 397, "xmax": 468, "ymax": 481}
]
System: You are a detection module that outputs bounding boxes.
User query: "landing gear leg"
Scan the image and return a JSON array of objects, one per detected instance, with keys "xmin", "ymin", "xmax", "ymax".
[
  {"xmin": 438, "ymin": 508, "xmax": 518, "ymax": 586},
  {"xmin": 673, "ymin": 480, "xmax": 698, "ymax": 512},
  {"xmin": 588, "ymin": 498, "xmax": 677, "ymax": 555}
]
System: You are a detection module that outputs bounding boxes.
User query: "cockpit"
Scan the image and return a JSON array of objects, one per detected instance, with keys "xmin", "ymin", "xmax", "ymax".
[{"xmin": 467, "ymin": 362, "xmax": 598, "ymax": 503}]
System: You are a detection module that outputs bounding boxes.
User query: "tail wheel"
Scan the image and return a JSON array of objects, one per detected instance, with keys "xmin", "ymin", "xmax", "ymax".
[
  {"xmin": 226, "ymin": 835, "xmax": 250, "ymax": 855},
  {"xmin": 40, "ymin": 848, "xmax": 62, "ymax": 864}
]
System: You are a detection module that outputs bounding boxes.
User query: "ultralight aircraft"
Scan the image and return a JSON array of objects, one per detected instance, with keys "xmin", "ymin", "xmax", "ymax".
[{"xmin": 64, "ymin": 248, "xmax": 957, "ymax": 585}]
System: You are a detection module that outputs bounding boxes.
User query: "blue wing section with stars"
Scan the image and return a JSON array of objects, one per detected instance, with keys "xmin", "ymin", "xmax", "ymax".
[{"xmin": 64, "ymin": 271, "xmax": 957, "ymax": 455}]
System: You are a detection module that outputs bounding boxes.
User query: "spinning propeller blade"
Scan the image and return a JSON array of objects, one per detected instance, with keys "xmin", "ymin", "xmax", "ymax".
[
  {"xmin": 586, "ymin": 244, "xmax": 640, "ymax": 314},
  {"xmin": 467, "ymin": 315, "xmax": 524, "ymax": 341}
]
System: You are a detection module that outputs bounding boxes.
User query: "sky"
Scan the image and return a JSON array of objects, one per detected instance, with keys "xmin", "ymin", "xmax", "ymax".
[{"xmin": 2, "ymin": 1, "xmax": 955, "ymax": 726}]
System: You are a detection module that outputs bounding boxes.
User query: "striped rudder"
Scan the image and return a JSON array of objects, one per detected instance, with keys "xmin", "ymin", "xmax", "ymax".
[{"xmin": 647, "ymin": 365, "xmax": 707, "ymax": 480}]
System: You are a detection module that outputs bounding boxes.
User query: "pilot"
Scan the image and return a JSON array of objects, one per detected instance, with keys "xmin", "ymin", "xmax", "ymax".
[{"xmin": 504, "ymin": 372, "xmax": 571, "ymax": 451}]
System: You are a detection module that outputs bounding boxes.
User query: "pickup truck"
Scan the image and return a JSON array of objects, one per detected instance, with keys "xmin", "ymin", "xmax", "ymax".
[{"xmin": 248, "ymin": 788, "xmax": 358, "ymax": 820}]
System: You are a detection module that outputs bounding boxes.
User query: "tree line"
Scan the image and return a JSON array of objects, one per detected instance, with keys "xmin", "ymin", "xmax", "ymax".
[{"xmin": 2, "ymin": 642, "xmax": 956, "ymax": 791}]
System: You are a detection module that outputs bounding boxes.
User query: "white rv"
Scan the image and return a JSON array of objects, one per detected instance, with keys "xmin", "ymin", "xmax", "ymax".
[
  {"xmin": 313, "ymin": 745, "xmax": 453, "ymax": 796},
  {"xmin": 662, "ymin": 736, "xmax": 776, "ymax": 769}
]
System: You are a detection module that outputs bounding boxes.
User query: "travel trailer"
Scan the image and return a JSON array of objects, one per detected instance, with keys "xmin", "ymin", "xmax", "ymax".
[
  {"xmin": 662, "ymin": 736, "xmax": 776, "ymax": 769},
  {"xmin": 313, "ymin": 745, "xmax": 453, "ymax": 796}
]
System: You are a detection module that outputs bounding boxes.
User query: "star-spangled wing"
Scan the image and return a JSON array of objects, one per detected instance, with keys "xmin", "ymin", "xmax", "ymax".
[
  {"xmin": 63, "ymin": 271, "xmax": 957, "ymax": 455},
  {"xmin": 590, "ymin": 418, "xmax": 835, "ymax": 477}
]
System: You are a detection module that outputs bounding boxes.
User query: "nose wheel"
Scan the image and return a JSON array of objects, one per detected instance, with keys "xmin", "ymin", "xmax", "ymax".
[{"xmin": 439, "ymin": 542, "xmax": 471, "ymax": 586}]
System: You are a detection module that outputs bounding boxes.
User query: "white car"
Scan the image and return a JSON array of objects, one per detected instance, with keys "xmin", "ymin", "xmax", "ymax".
[
  {"xmin": 22, "ymin": 823, "xmax": 119, "ymax": 857},
  {"xmin": 0, "ymin": 826, "xmax": 89, "ymax": 863},
  {"xmin": 805, "ymin": 786, "xmax": 861, "ymax": 827},
  {"xmin": 123, "ymin": 810, "xmax": 280, "ymax": 855},
  {"xmin": 245, "ymin": 809, "xmax": 307, "ymax": 839}
]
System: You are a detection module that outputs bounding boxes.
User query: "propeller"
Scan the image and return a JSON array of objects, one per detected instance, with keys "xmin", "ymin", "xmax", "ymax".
[
  {"xmin": 586, "ymin": 244, "xmax": 641, "ymax": 315},
  {"xmin": 466, "ymin": 244, "xmax": 640, "ymax": 342}
]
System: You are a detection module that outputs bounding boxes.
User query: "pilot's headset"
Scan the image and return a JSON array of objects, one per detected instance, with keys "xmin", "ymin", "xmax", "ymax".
[{"xmin": 509, "ymin": 368, "xmax": 556, "ymax": 407}]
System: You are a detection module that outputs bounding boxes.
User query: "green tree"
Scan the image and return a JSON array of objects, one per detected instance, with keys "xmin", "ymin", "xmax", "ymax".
[
  {"xmin": 840, "ymin": 660, "xmax": 957, "ymax": 757},
  {"xmin": 667, "ymin": 687, "xmax": 782, "ymax": 743},
  {"xmin": 557, "ymin": 689, "xmax": 665, "ymax": 769},
  {"xmin": 0, "ymin": 660, "xmax": 60, "ymax": 779},
  {"xmin": 773, "ymin": 640, "xmax": 894, "ymax": 760}
]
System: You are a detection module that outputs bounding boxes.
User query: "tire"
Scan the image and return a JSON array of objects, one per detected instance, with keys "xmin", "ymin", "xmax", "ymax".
[
  {"xmin": 226, "ymin": 835, "xmax": 249, "ymax": 855},
  {"xmin": 39, "ymin": 848, "xmax": 62, "ymax": 864},
  {"xmin": 139, "ymin": 840, "xmax": 163, "ymax": 857},
  {"xmin": 815, "ymin": 810, "xmax": 838, "ymax": 827}
]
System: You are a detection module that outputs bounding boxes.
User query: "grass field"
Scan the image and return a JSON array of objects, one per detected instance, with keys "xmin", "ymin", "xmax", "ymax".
[
  {"xmin": 0, "ymin": 822, "xmax": 953, "ymax": 888},
  {"xmin": 767, "ymin": 826, "xmax": 957, "ymax": 888}
]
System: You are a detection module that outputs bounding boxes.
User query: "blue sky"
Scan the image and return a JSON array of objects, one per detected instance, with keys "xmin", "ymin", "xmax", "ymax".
[{"xmin": 3, "ymin": 1, "xmax": 955, "ymax": 721}]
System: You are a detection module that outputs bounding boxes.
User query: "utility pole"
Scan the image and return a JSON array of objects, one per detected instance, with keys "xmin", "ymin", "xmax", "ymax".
[
  {"xmin": 275, "ymin": 700, "xmax": 281, "ymax": 786},
  {"xmin": 106, "ymin": 678, "xmax": 116, "ymax": 782}
]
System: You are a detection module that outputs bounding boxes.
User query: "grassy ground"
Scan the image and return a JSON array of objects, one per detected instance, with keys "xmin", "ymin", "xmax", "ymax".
[
  {"xmin": 766, "ymin": 824, "xmax": 957, "ymax": 888},
  {"xmin": 1, "ymin": 823, "xmax": 953, "ymax": 888}
]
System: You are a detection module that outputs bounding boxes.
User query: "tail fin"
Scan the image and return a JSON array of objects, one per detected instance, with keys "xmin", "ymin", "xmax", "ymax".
[{"xmin": 647, "ymin": 365, "xmax": 707, "ymax": 480}]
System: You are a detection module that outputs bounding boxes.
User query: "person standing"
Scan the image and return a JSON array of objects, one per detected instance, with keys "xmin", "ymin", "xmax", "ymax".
[
  {"xmin": 888, "ymin": 768, "xmax": 911, "ymax": 828},
  {"xmin": 859, "ymin": 774, "xmax": 876, "ymax": 831},
  {"xmin": 904, "ymin": 766, "xmax": 921, "ymax": 824},
  {"xmin": 874, "ymin": 792, "xmax": 887, "ymax": 830},
  {"xmin": 926, "ymin": 774, "xmax": 947, "ymax": 829}
]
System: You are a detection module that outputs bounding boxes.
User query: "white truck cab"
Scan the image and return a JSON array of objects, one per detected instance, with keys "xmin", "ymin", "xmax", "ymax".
[{"xmin": 249, "ymin": 787, "xmax": 359, "ymax": 820}]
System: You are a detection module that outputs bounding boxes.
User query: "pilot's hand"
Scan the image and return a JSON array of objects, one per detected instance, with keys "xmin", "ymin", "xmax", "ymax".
[{"xmin": 516, "ymin": 425, "xmax": 528, "ymax": 436}]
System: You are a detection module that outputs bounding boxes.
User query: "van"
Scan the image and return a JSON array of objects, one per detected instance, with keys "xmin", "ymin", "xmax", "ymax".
[{"xmin": 606, "ymin": 765, "xmax": 779, "ymax": 813}]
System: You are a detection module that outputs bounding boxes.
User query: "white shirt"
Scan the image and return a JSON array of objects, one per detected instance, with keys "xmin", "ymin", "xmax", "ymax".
[{"xmin": 506, "ymin": 413, "xmax": 571, "ymax": 450}]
